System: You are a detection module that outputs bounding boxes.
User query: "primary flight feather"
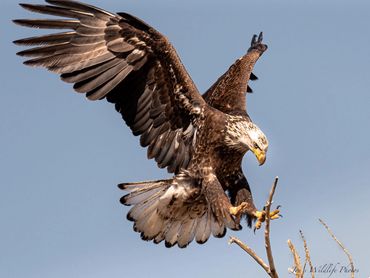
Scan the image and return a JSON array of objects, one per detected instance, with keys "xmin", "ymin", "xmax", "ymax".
[{"xmin": 14, "ymin": 0, "xmax": 279, "ymax": 248}]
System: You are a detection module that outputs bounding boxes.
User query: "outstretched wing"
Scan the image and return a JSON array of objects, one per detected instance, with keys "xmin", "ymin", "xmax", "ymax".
[
  {"xmin": 14, "ymin": 0, "xmax": 205, "ymax": 173},
  {"xmin": 202, "ymin": 33, "xmax": 267, "ymax": 115}
]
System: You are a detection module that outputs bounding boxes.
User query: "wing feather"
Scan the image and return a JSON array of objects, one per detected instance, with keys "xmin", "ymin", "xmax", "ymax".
[
  {"xmin": 14, "ymin": 0, "xmax": 205, "ymax": 173},
  {"xmin": 73, "ymin": 61, "xmax": 130, "ymax": 93},
  {"xmin": 156, "ymin": 131, "xmax": 175, "ymax": 167},
  {"xmin": 58, "ymin": 52, "xmax": 116, "ymax": 74},
  {"xmin": 13, "ymin": 31, "xmax": 75, "ymax": 45},
  {"xmin": 61, "ymin": 57, "xmax": 121, "ymax": 83},
  {"xmin": 87, "ymin": 64, "xmax": 133, "ymax": 100},
  {"xmin": 107, "ymin": 38, "xmax": 134, "ymax": 52},
  {"xmin": 13, "ymin": 19, "xmax": 80, "ymax": 29},
  {"xmin": 159, "ymin": 133, "xmax": 179, "ymax": 168}
]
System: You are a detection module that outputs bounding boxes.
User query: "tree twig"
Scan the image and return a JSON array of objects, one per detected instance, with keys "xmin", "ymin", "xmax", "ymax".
[
  {"xmin": 264, "ymin": 177, "xmax": 279, "ymax": 278},
  {"xmin": 229, "ymin": 236, "xmax": 270, "ymax": 273},
  {"xmin": 287, "ymin": 239, "xmax": 303, "ymax": 278},
  {"xmin": 299, "ymin": 230, "xmax": 314, "ymax": 278},
  {"xmin": 319, "ymin": 219, "xmax": 355, "ymax": 278}
]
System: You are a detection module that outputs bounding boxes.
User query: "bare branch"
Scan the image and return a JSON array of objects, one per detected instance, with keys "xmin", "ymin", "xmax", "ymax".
[
  {"xmin": 299, "ymin": 230, "xmax": 315, "ymax": 278},
  {"xmin": 264, "ymin": 176, "xmax": 280, "ymax": 278},
  {"xmin": 287, "ymin": 239, "xmax": 303, "ymax": 278},
  {"xmin": 229, "ymin": 236, "xmax": 270, "ymax": 274},
  {"xmin": 319, "ymin": 219, "xmax": 355, "ymax": 278}
]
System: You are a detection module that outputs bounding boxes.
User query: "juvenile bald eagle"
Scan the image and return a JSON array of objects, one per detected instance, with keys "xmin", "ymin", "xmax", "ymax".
[{"xmin": 14, "ymin": 0, "xmax": 279, "ymax": 248}]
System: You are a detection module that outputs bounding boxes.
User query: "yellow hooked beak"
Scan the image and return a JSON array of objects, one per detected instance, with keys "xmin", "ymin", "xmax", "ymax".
[{"xmin": 251, "ymin": 148, "xmax": 266, "ymax": 166}]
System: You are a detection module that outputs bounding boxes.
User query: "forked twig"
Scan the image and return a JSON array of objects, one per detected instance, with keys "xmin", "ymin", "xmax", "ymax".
[
  {"xmin": 229, "ymin": 177, "xmax": 280, "ymax": 278},
  {"xmin": 287, "ymin": 239, "xmax": 303, "ymax": 278},
  {"xmin": 319, "ymin": 219, "xmax": 355, "ymax": 278},
  {"xmin": 299, "ymin": 230, "xmax": 314, "ymax": 278}
]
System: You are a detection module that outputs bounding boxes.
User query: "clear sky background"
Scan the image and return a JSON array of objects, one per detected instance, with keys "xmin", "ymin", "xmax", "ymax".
[{"xmin": 1, "ymin": 0, "xmax": 370, "ymax": 277}]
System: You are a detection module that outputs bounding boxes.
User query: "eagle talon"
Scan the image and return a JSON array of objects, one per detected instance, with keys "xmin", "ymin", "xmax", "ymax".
[
  {"xmin": 253, "ymin": 208, "xmax": 281, "ymax": 230},
  {"xmin": 253, "ymin": 210, "xmax": 266, "ymax": 230},
  {"xmin": 269, "ymin": 209, "xmax": 280, "ymax": 220}
]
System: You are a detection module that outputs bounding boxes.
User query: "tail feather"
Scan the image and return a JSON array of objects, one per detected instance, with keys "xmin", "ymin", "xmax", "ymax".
[
  {"xmin": 138, "ymin": 207, "xmax": 163, "ymax": 240},
  {"xmin": 195, "ymin": 211, "xmax": 212, "ymax": 244},
  {"xmin": 134, "ymin": 200, "xmax": 160, "ymax": 236},
  {"xmin": 126, "ymin": 194, "xmax": 158, "ymax": 221},
  {"xmin": 164, "ymin": 220, "xmax": 182, "ymax": 248},
  {"xmin": 119, "ymin": 178, "xmax": 238, "ymax": 248},
  {"xmin": 119, "ymin": 180, "xmax": 168, "ymax": 206},
  {"xmin": 153, "ymin": 229, "xmax": 166, "ymax": 244},
  {"xmin": 177, "ymin": 219, "xmax": 197, "ymax": 248},
  {"xmin": 211, "ymin": 215, "xmax": 227, "ymax": 238}
]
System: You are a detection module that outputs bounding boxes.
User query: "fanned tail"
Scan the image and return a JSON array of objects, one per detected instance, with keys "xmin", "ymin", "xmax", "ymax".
[{"xmin": 118, "ymin": 177, "xmax": 237, "ymax": 248}]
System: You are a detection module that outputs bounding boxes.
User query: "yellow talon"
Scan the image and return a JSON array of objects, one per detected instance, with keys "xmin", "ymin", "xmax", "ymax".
[
  {"xmin": 253, "ymin": 210, "xmax": 266, "ymax": 230},
  {"xmin": 230, "ymin": 204, "xmax": 281, "ymax": 230},
  {"xmin": 254, "ymin": 210, "xmax": 265, "ymax": 219},
  {"xmin": 254, "ymin": 209, "xmax": 281, "ymax": 230},
  {"xmin": 270, "ymin": 209, "xmax": 280, "ymax": 220},
  {"xmin": 229, "ymin": 206, "xmax": 239, "ymax": 215}
]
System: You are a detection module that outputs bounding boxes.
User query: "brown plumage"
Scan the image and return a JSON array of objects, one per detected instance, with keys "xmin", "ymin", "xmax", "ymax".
[{"xmin": 14, "ymin": 0, "xmax": 270, "ymax": 248}]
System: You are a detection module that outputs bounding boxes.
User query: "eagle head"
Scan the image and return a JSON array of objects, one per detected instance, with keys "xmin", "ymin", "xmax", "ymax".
[{"xmin": 225, "ymin": 119, "xmax": 269, "ymax": 165}]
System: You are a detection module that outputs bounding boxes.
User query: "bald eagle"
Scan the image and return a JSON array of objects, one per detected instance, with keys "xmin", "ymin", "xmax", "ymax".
[{"xmin": 14, "ymin": 0, "xmax": 279, "ymax": 248}]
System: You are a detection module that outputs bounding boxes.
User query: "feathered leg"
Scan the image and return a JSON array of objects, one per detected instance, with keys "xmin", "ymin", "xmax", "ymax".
[{"xmin": 202, "ymin": 173, "xmax": 240, "ymax": 234}]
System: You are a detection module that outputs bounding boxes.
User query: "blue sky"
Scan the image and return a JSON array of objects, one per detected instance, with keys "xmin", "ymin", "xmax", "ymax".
[{"xmin": 1, "ymin": 0, "xmax": 370, "ymax": 277}]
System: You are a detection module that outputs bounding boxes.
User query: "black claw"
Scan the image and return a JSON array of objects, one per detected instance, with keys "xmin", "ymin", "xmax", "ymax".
[
  {"xmin": 276, "ymin": 205, "xmax": 282, "ymax": 210},
  {"xmin": 258, "ymin": 32, "xmax": 263, "ymax": 43}
]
